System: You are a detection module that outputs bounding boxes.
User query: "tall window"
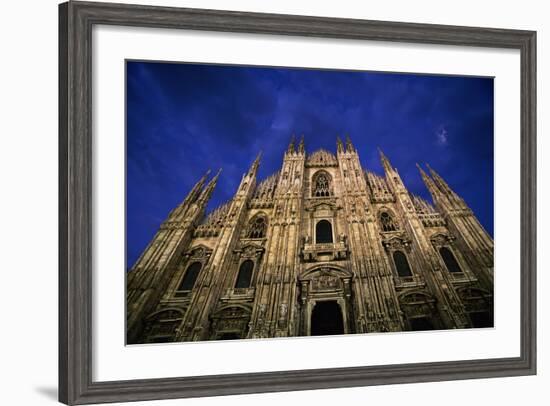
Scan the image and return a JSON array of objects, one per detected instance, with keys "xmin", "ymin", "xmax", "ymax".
[
  {"xmin": 316, "ymin": 220, "xmax": 333, "ymax": 244},
  {"xmin": 393, "ymin": 251, "xmax": 413, "ymax": 277},
  {"xmin": 178, "ymin": 262, "xmax": 202, "ymax": 291},
  {"xmin": 313, "ymin": 172, "xmax": 331, "ymax": 197},
  {"xmin": 380, "ymin": 212, "xmax": 398, "ymax": 232},
  {"xmin": 439, "ymin": 247, "xmax": 462, "ymax": 273},
  {"xmin": 235, "ymin": 260, "xmax": 254, "ymax": 289},
  {"xmin": 247, "ymin": 216, "xmax": 267, "ymax": 239}
]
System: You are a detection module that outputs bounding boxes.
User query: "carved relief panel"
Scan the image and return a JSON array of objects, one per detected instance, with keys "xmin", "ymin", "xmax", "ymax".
[
  {"xmin": 398, "ymin": 291, "xmax": 441, "ymax": 330},
  {"xmin": 142, "ymin": 308, "xmax": 185, "ymax": 343},
  {"xmin": 209, "ymin": 305, "xmax": 252, "ymax": 340}
]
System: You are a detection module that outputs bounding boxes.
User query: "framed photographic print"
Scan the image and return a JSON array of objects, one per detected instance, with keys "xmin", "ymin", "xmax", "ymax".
[{"xmin": 59, "ymin": 1, "xmax": 536, "ymax": 404}]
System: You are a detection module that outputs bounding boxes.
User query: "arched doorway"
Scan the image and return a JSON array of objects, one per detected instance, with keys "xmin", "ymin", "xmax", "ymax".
[
  {"xmin": 310, "ymin": 300, "xmax": 344, "ymax": 336},
  {"xmin": 298, "ymin": 266, "xmax": 353, "ymax": 336}
]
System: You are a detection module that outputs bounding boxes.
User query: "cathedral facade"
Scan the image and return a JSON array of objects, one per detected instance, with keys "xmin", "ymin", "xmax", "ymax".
[{"xmin": 126, "ymin": 137, "xmax": 494, "ymax": 344}]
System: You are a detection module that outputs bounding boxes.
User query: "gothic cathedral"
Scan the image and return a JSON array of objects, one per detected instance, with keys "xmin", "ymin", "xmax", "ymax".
[{"xmin": 127, "ymin": 137, "xmax": 494, "ymax": 344}]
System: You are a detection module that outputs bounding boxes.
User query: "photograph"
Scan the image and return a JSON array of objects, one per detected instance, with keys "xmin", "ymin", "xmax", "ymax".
[
  {"xmin": 52, "ymin": 1, "xmax": 538, "ymax": 404},
  {"xmin": 125, "ymin": 61, "xmax": 495, "ymax": 344}
]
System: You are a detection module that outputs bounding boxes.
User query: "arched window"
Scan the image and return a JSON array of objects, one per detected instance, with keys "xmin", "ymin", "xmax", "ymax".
[
  {"xmin": 439, "ymin": 247, "xmax": 462, "ymax": 273},
  {"xmin": 235, "ymin": 260, "xmax": 254, "ymax": 289},
  {"xmin": 313, "ymin": 172, "xmax": 331, "ymax": 197},
  {"xmin": 380, "ymin": 212, "xmax": 398, "ymax": 232},
  {"xmin": 316, "ymin": 220, "xmax": 333, "ymax": 244},
  {"xmin": 178, "ymin": 262, "xmax": 202, "ymax": 291},
  {"xmin": 247, "ymin": 216, "xmax": 267, "ymax": 239},
  {"xmin": 393, "ymin": 251, "xmax": 413, "ymax": 277}
]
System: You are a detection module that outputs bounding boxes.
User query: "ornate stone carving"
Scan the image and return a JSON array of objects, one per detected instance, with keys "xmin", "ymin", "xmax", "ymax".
[
  {"xmin": 365, "ymin": 171, "xmax": 394, "ymax": 203},
  {"xmin": 233, "ymin": 243, "xmax": 264, "ymax": 259},
  {"xmin": 430, "ymin": 233, "xmax": 456, "ymax": 247},
  {"xmin": 381, "ymin": 234, "xmax": 412, "ymax": 252},
  {"xmin": 457, "ymin": 286, "xmax": 493, "ymax": 313},
  {"xmin": 379, "ymin": 210, "xmax": 399, "ymax": 232},
  {"xmin": 210, "ymin": 305, "xmax": 251, "ymax": 339},
  {"xmin": 306, "ymin": 149, "xmax": 338, "ymax": 167},
  {"xmin": 311, "ymin": 273, "xmax": 341, "ymax": 291},
  {"xmin": 178, "ymin": 244, "xmax": 213, "ymax": 268},
  {"xmin": 399, "ymin": 291, "xmax": 437, "ymax": 321},
  {"xmin": 194, "ymin": 201, "xmax": 231, "ymax": 237}
]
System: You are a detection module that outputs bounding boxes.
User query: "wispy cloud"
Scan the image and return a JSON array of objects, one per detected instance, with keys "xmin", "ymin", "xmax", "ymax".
[{"xmin": 436, "ymin": 126, "xmax": 449, "ymax": 145}]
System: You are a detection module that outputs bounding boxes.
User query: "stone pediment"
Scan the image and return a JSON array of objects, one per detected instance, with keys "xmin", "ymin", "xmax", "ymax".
[
  {"xmin": 186, "ymin": 244, "xmax": 213, "ymax": 259},
  {"xmin": 305, "ymin": 198, "xmax": 338, "ymax": 212},
  {"xmin": 234, "ymin": 242, "xmax": 265, "ymax": 258},
  {"xmin": 399, "ymin": 291, "xmax": 435, "ymax": 305},
  {"xmin": 298, "ymin": 266, "xmax": 353, "ymax": 299},
  {"xmin": 381, "ymin": 232, "xmax": 412, "ymax": 252},
  {"xmin": 430, "ymin": 232, "xmax": 456, "ymax": 247},
  {"xmin": 299, "ymin": 265, "xmax": 353, "ymax": 281},
  {"xmin": 313, "ymin": 202, "xmax": 332, "ymax": 212}
]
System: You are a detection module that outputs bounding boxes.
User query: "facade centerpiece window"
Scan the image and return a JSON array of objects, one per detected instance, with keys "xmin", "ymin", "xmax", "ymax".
[
  {"xmin": 380, "ymin": 211, "xmax": 398, "ymax": 232},
  {"xmin": 247, "ymin": 215, "xmax": 267, "ymax": 239},
  {"xmin": 312, "ymin": 171, "xmax": 332, "ymax": 197}
]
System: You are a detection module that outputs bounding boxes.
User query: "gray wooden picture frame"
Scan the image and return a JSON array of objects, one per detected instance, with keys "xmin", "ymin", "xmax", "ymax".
[{"xmin": 59, "ymin": 1, "xmax": 537, "ymax": 404}]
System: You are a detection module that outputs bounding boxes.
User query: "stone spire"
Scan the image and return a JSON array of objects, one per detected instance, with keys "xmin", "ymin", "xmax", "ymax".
[
  {"xmin": 287, "ymin": 135, "xmax": 296, "ymax": 154},
  {"xmin": 235, "ymin": 152, "xmax": 262, "ymax": 197},
  {"xmin": 416, "ymin": 163, "xmax": 448, "ymax": 207},
  {"xmin": 345, "ymin": 135, "xmax": 355, "ymax": 153},
  {"xmin": 336, "ymin": 136, "xmax": 344, "ymax": 153},
  {"xmin": 417, "ymin": 163, "xmax": 434, "ymax": 190},
  {"xmin": 195, "ymin": 168, "xmax": 221, "ymax": 207},
  {"xmin": 298, "ymin": 134, "xmax": 305, "ymax": 154},
  {"xmin": 249, "ymin": 151, "xmax": 262, "ymax": 177},
  {"xmin": 426, "ymin": 163, "xmax": 466, "ymax": 208},
  {"xmin": 378, "ymin": 147, "xmax": 394, "ymax": 174},
  {"xmin": 169, "ymin": 169, "xmax": 211, "ymax": 220}
]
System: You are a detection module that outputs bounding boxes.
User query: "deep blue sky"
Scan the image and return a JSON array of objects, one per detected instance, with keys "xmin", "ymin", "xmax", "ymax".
[{"xmin": 126, "ymin": 61, "xmax": 494, "ymax": 269}]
